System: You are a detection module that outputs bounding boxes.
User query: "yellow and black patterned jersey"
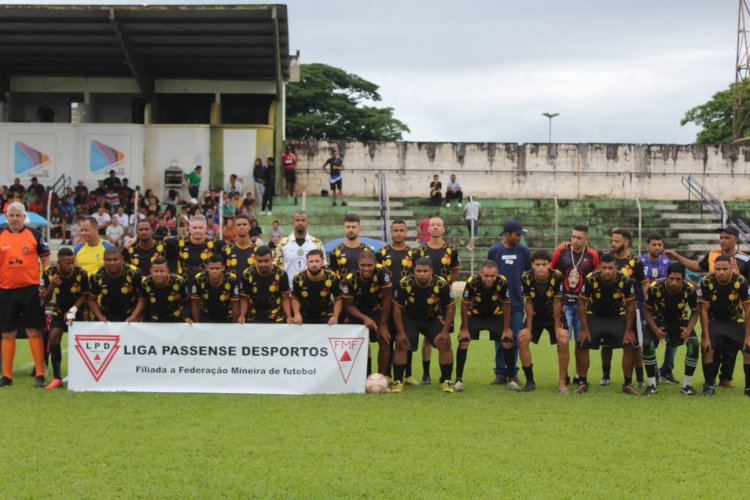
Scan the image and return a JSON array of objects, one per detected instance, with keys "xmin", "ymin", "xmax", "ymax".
[
  {"xmin": 340, "ymin": 267, "xmax": 392, "ymax": 313},
  {"xmin": 580, "ymin": 270, "xmax": 635, "ymax": 317},
  {"xmin": 645, "ymin": 279, "xmax": 698, "ymax": 323},
  {"xmin": 89, "ymin": 265, "xmax": 141, "ymax": 317},
  {"xmin": 191, "ymin": 271, "xmax": 240, "ymax": 321},
  {"xmin": 521, "ymin": 269, "xmax": 564, "ymax": 322},
  {"xmin": 329, "ymin": 242, "xmax": 373, "ymax": 277},
  {"xmin": 418, "ymin": 242, "xmax": 460, "ymax": 283},
  {"xmin": 225, "ymin": 241, "xmax": 257, "ymax": 279},
  {"xmin": 393, "ymin": 274, "xmax": 454, "ymax": 320},
  {"xmin": 41, "ymin": 265, "xmax": 89, "ymax": 317},
  {"xmin": 291, "ymin": 269, "xmax": 342, "ymax": 321},
  {"xmin": 376, "ymin": 244, "xmax": 414, "ymax": 283},
  {"xmin": 699, "ymin": 273, "xmax": 750, "ymax": 323},
  {"xmin": 165, "ymin": 237, "xmax": 227, "ymax": 282},
  {"xmin": 140, "ymin": 274, "xmax": 189, "ymax": 322},
  {"xmin": 123, "ymin": 240, "xmax": 167, "ymax": 275},
  {"xmin": 462, "ymin": 274, "xmax": 509, "ymax": 318},
  {"xmin": 241, "ymin": 265, "xmax": 290, "ymax": 323}
]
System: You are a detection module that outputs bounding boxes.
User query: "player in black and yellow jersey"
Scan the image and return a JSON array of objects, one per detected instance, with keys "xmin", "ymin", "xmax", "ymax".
[
  {"xmin": 123, "ymin": 220, "xmax": 167, "ymax": 275},
  {"xmin": 392, "ymin": 257, "xmax": 456, "ymax": 393},
  {"xmin": 329, "ymin": 213, "xmax": 372, "ymax": 278},
  {"xmin": 377, "ymin": 220, "xmax": 417, "ymax": 384},
  {"xmin": 130, "ymin": 258, "xmax": 190, "ymax": 323},
  {"xmin": 40, "ymin": 248, "xmax": 89, "ymax": 389},
  {"xmin": 238, "ymin": 246, "xmax": 291, "ymax": 324},
  {"xmin": 291, "ymin": 249, "xmax": 343, "ymax": 324},
  {"xmin": 165, "ymin": 215, "xmax": 227, "ymax": 284},
  {"xmin": 457, "ymin": 260, "xmax": 511, "ymax": 392},
  {"xmin": 577, "ymin": 253, "xmax": 639, "ymax": 395},
  {"xmin": 190, "ymin": 255, "xmax": 240, "ymax": 323},
  {"xmin": 341, "ymin": 250, "xmax": 392, "ymax": 377},
  {"xmin": 642, "ymin": 262, "xmax": 700, "ymax": 396},
  {"xmin": 88, "ymin": 246, "xmax": 141, "ymax": 322},
  {"xmin": 518, "ymin": 250, "xmax": 568, "ymax": 392},
  {"xmin": 225, "ymin": 214, "xmax": 257, "ymax": 278},
  {"xmin": 698, "ymin": 255, "xmax": 750, "ymax": 397},
  {"xmin": 417, "ymin": 216, "xmax": 460, "ymax": 384}
]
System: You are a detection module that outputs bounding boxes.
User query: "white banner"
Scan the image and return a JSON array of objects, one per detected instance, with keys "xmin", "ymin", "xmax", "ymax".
[{"xmin": 67, "ymin": 322, "xmax": 368, "ymax": 395}]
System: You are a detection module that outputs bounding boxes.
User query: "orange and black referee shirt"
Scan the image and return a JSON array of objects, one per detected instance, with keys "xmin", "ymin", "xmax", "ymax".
[{"xmin": 0, "ymin": 226, "xmax": 50, "ymax": 289}]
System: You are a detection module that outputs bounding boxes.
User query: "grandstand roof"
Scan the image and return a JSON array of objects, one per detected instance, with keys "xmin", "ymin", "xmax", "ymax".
[{"xmin": 0, "ymin": 4, "xmax": 290, "ymax": 94}]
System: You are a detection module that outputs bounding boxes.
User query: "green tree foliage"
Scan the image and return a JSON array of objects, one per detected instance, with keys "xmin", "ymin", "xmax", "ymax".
[
  {"xmin": 681, "ymin": 80, "xmax": 750, "ymax": 144},
  {"xmin": 286, "ymin": 63, "xmax": 410, "ymax": 141}
]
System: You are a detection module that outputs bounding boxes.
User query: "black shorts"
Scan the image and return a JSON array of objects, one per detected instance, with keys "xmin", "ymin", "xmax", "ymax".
[
  {"xmin": 583, "ymin": 315, "xmax": 636, "ymax": 349},
  {"xmin": 348, "ymin": 311, "xmax": 382, "ymax": 343},
  {"xmin": 330, "ymin": 178, "xmax": 342, "ymax": 191},
  {"xmin": 466, "ymin": 315, "xmax": 503, "ymax": 340},
  {"xmin": 49, "ymin": 315, "xmax": 69, "ymax": 333},
  {"xmin": 284, "ymin": 169, "xmax": 296, "ymax": 184},
  {"xmin": 531, "ymin": 321, "xmax": 557, "ymax": 345},
  {"xmin": 707, "ymin": 321, "xmax": 745, "ymax": 352},
  {"xmin": 402, "ymin": 315, "xmax": 444, "ymax": 352},
  {"xmin": 0, "ymin": 286, "xmax": 45, "ymax": 332},
  {"xmin": 643, "ymin": 320, "xmax": 695, "ymax": 347}
]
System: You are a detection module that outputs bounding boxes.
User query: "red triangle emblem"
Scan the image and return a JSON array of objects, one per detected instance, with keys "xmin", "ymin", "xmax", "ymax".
[
  {"xmin": 74, "ymin": 335, "xmax": 120, "ymax": 382},
  {"xmin": 329, "ymin": 337, "xmax": 365, "ymax": 384}
]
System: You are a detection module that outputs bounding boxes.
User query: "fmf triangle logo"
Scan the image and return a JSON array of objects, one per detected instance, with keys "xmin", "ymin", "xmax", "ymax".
[
  {"xmin": 328, "ymin": 337, "xmax": 365, "ymax": 384},
  {"xmin": 74, "ymin": 335, "xmax": 120, "ymax": 381},
  {"xmin": 14, "ymin": 141, "xmax": 50, "ymax": 174},
  {"xmin": 90, "ymin": 139, "xmax": 125, "ymax": 173}
]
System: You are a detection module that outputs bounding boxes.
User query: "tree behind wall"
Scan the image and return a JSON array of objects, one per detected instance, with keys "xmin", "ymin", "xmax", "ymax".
[
  {"xmin": 681, "ymin": 80, "xmax": 750, "ymax": 144},
  {"xmin": 286, "ymin": 63, "xmax": 409, "ymax": 141}
]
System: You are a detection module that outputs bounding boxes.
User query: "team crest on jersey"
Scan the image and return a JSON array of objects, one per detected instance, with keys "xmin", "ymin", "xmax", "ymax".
[
  {"xmin": 74, "ymin": 334, "xmax": 120, "ymax": 382},
  {"xmin": 22, "ymin": 246, "xmax": 29, "ymax": 255}
]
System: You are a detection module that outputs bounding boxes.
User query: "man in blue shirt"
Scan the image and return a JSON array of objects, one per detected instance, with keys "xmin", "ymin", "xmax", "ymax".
[{"xmin": 487, "ymin": 220, "xmax": 531, "ymax": 384}]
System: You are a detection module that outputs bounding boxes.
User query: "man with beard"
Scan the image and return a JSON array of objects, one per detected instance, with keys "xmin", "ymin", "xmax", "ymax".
[
  {"xmin": 641, "ymin": 262, "xmax": 700, "ymax": 395},
  {"xmin": 341, "ymin": 250, "xmax": 392, "ymax": 378},
  {"xmin": 392, "ymin": 257, "xmax": 456, "ymax": 393},
  {"xmin": 123, "ymin": 219, "xmax": 167, "ymax": 275},
  {"xmin": 40, "ymin": 248, "xmax": 88, "ymax": 389},
  {"xmin": 290, "ymin": 250, "xmax": 342, "ymax": 324},
  {"xmin": 577, "ymin": 253, "xmax": 639, "ymax": 395},
  {"xmin": 698, "ymin": 255, "xmax": 750, "ymax": 397},
  {"xmin": 275, "ymin": 210, "xmax": 326, "ymax": 287},
  {"xmin": 191, "ymin": 255, "xmax": 240, "ymax": 323},
  {"xmin": 239, "ymin": 246, "xmax": 291, "ymax": 324},
  {"xmin": 225, "ymin": 215, "xmax": 257, "ymax": 278},
  {"xmin": 551, "ymin": 225, "xmax": 599, "ymax": 386},
  {"xmin": 329, "ymin": 213, "xmax": 372, "ymax": 278},
  {"xmin": 417, "ymin": 216, "xmax": 460, "ymax": 384},
  {"xmin": 88, "ymin": 246, "xmax": 141, "ymax": 322}
]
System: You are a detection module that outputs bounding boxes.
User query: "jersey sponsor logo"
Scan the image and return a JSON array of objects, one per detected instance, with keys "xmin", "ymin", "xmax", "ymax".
[
  {"xmin": 328, "ymin": 337, "xmax": 365, "ymax": 384},
  {"xmin": 74, "ymin": 334, "xmax": 121, "ymax": 382}
]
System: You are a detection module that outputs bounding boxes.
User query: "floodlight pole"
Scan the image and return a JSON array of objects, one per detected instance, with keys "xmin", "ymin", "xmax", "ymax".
[{"xmin": 542, "ymin": 112, "xmax": 559, "ymax": 143}]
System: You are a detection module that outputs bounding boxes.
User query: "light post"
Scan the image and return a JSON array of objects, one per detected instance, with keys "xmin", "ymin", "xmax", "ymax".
[{"xmin": 542, "ymin": 112, "xmax": 559, "ymax": 143}]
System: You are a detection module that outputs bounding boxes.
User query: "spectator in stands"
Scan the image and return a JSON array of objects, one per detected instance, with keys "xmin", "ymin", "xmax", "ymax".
[
  {"xmin": 25, "ymin": 186, "xmax": 43, "ymax": 214},
  {"xmin": 105, "ymin": 186, "xmax": 120, "ymax": 210},
  {"xmin": 49, "ymin": 206, "xmax": 67, "ymax": 241},
  {"xmin": 74, "ymin": 181, "xmax": 89, "ymax": 207},
  {"xmin": 221, "ymin": 193, "xmax": 237, "ymax": 219},
  {"xmin": 0, "ymin": 186, "xmax": 8, "ymax": 212},
  {"xmin": 60, "ymin": 187, "xmax": 75, "ymax": 219},
  {"xmin": 92, "ymin": 180, "xmax": 107, "ymax": 198},
  {"xmin": 163, "ymin": 208, "xmax": 177, "ymax": 234},
  {"xmin": 464, "ymin": 195, "xmax": 482, "ymax": 250},
  {"xmin": 119, "ymin": 178, "xmax": 134, "ymax": 205},
  {"xmin": 222, "ymin": 217, "xmax": 237, "ymax": 244},
  {"xmin": 106, "ymin": 215, "xmax": 125, "ymax": 246},
  {"xmin": 36, "ymin": 100, "xmax": 56, "ymax": 122},
  {"xmin": 429, "ymin": 175, "xmax": 442, "ymax": 206},
  {"xmin": 184, "ymin": 165, "xmax": 202, "ymax": 199},
  {"xmin": 253, "ymin": 158, "xmax": 266, "ymax": 204},
  {"xmin": 241, "ymin": 192, "xmax": 256, "ymax": 219},
  {"xmin": 269, "ymin": 220, "xmax": 282, "ymax": 248},
  {"xmin": 225, "ymin": 174, "xmax": 243, "ymax": 197},
  {"xmin": 92, "ymin": 205, "xmax": 111, "ymax": 234},
  {"xmin": 249, "ymin": 218, "xmax": 263, "ymax": 243},
  {"xmin": 445, "ymin": 174, "xmax": 463, "ymax": 208},
  {"xmin": 281, "ymin": 144, "xmax": 297, "ymax": 201},
  {"xmin": 103, "ymin": 169, "xmax": 122, "ymax": 191},
  {"xmin": 165, "ymin": 189, "xmax": 180, "ymax": 214},
  {"xmin": 113, "ymin": 205, "xmax": 129, "ymax": 229},
  {"xmin": 261, "ymin": 157, "xmax": 276, "ymax": 215},
  {"xmin": 9, "ymin": 177, "xmax": 25, "ymax": 198},
  {"xmin": 29, "ymin": 177, "xmax": 45, "ymax": 198},
  {"xmin": 154, "ymin": 216, "xmax": 171, "ymax": 241},
  {"xmin": 418, "ymin": 214, "xmax": 432, "ymax": 243},
  {"xmin": 205, "ymin": 213, "xmax": 218, "ymax": 238}
]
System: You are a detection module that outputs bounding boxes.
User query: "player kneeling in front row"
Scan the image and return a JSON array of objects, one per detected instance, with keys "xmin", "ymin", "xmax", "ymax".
[
  {"xmin": 40, "ymin": 248, "xmax": 89, "ymax": 389},
  {"xmin": 577, "ymin": 253, "xmax": 640, "ymax": 395},
  {"xmin": 641, "ymin": 262, "xmax": 700, "ymax": 395},
  {"xmin": 518, "ymin": 250, "xmax": 568, "ymax": 392},
  {"xmin": 191, "ymin": 255, "xmax": 240, "ymax": 323},
  {"xmin": 129, "ymin": 258, "xmax": 191, "ymax": 323},
  {"xmin": 698, "ymin": 255, "xmax": 750, "ymax": 397},
  {"xmin": 341, "ymin": 250, "xmax": 392, "ymax": 377},
  {"xmin": 457, "ymin": 260, "xmax": 512, "ymax": 392},
  {"xmin": 391, "ymin": 257, "xmax": 456, "ymax": 393}
]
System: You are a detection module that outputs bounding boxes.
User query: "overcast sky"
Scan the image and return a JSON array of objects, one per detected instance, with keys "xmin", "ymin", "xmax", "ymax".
[{"xmin": 283, "ymin": 0, "xmax": 738, "ymax": 144}]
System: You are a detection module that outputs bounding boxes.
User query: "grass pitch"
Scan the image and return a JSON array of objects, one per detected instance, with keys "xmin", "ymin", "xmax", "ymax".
[{"xmin": 2, "ymin": 334, "xmax": 747, "ymax": 498}]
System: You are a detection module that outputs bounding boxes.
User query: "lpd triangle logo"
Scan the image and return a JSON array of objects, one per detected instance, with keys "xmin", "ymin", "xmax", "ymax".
[
  {"xmin": 90, "ymin": 139, "xmax": 125, "ymax": 173},
  {"xmin": 14, "ymin": 141, "xmax": 50, "ymax": 174},
  {"xmin": 328, "ymin": 337, "xmax": 365, "ymax": 384},
  {"xmin": 74, "ymin": 335, "xmax": 120, "ymax": 381}
]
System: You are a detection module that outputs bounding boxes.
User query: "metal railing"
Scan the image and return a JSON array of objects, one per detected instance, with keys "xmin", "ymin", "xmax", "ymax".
[
  {"xmin": 681, "ymin": 174, "xmax": 725, "ymax": 222},
  {"xmin": 377, "ymin": 170, "xmax": 390, "ymax": 242}
]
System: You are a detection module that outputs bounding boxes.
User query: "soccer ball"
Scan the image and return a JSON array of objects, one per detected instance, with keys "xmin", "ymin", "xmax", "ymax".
[{"xmin": 365, "ymin": 373, "xmax": 389, "ymax": 393}]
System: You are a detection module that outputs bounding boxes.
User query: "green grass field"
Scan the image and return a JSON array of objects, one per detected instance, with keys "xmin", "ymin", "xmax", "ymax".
[{"xmin": 2, "ymin": 330, "xmax": 748, "ymax": 498}]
